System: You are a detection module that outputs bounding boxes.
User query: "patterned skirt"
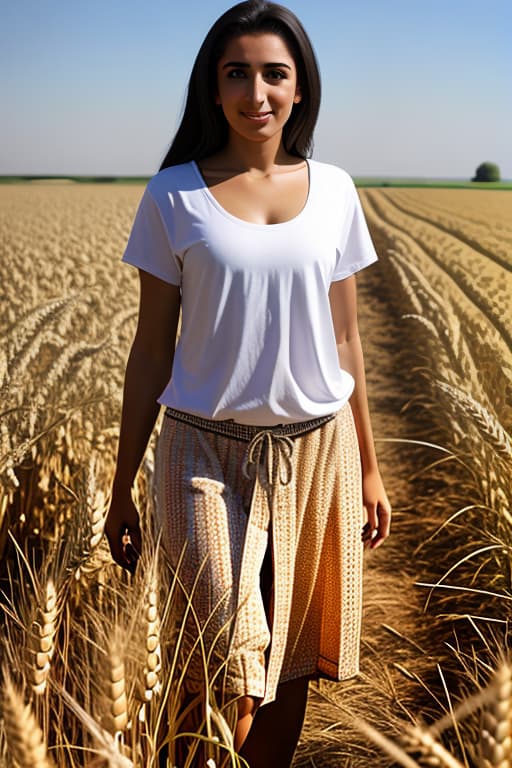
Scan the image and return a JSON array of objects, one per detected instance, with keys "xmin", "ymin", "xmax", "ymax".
[{"xmin": 153, "ymin": 403, "xmax": 363, "ymax": 706}]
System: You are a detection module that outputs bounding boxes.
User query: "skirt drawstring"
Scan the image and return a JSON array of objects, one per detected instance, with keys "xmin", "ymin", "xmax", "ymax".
[{"xmin": 242, "ymin": 430, "xmax": 294, "ymax": 490}]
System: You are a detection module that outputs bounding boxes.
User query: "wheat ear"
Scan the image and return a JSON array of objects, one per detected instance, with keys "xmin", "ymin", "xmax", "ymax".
[
  {"xmin": 481, "ymin": 660, "xmax": 512, "ymax": 767},
  {"xmin": 143, "ymin": 576, "xmax": 161, "ymax": 701},
  {"xmin": 108, "ymin": 647, "xmax": 128, "ymax": 733},
  {"xmin": 86, "ymin": 455, "xmax": 107, "ymax": 551},
  {"xmin": 89, "ymin": 491, "xmax": 107, "ymax": 550},
  {"xmin": 434, "ymin": 380, "xmax": 512, "ymax": 458},
  {"xmin": 58, "ymin": 685, "xmax": 134, "ymax": 767},
  {"xmin": 1, "ymin": 673, "xmax": 55, "ymax": 768},
  {"xmin": 27, "ymin": 579, "xmax": 58, "ymax": 695},
  {"xmin": 404, "ymin": 724, "xmax": 464, "ymax": 768}
]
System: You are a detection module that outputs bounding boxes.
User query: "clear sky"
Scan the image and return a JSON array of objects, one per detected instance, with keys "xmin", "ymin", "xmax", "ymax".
[{"xmin": 1, "ymin": 0, "xmax": 511, "ymax": 178}]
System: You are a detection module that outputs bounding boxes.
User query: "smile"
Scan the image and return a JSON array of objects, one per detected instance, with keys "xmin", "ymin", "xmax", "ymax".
[{"xmin": 242, "ymin": 111, "xmax": 272, "ymax": 121}]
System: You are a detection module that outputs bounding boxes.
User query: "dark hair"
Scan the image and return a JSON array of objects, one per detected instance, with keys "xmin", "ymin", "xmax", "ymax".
[{"xmin": 159, "ymin": 0, "xmax": 321, "ymax": 169}]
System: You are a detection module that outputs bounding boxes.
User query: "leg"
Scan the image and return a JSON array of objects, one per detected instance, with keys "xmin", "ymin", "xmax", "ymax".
[
  {"xmin": 234, "ymin": 695, "xmax": 259, "ymax": 751},
  {"xmin": 239, "ymin": 676, "xmax": 310, "ymax": 768}
]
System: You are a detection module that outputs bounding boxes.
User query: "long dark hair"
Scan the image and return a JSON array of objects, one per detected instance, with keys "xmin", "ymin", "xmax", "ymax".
[{"xmin": 159, "ymin": 0, "xmax": 321, "ymax": 169}]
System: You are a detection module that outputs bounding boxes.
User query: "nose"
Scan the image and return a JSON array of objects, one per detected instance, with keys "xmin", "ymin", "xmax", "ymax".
[{"xmin": 246, "ymin": 73, "xmax": 265, "ymax": 105}]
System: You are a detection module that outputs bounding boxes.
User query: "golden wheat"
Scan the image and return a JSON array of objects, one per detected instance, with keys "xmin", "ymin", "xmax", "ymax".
[
  {"xmin": 26, "ymin": 579, "xmax": 58, "ymax": 696},
  {"xmin": 480, "ymin": 660, "xmax": 512, "ymax": 768},
  {"xmin": 143, "ymin": 575, "xmax": 162, "ymax": 702},
  {"xmin": 107, "ymin": 646, "xmax": 129, "ymax": 734},
  {"xmin": 379, "ymin": 188, "xmax": 512, "ymax": 270},
  {"xmin": 404, "ymin": 725, "xmax": 464, "ymax": 768},
  {"xmin": 363, "ymin": 189, "xmax": 512, "ymax": 341},
  {"xmin": 356, "ymin": 185, "xmax": 512, "ymax": 766},
  {"xmin": 1, "ymin": 673, "xmax": 55, "ymax": 768},
  {"xmin": 1, "ymin": 182, "xmax": 511, "ymax": 766},
  {"xmin": 360, "ymin": 191, "xmax": 512, "ymax": 431}
]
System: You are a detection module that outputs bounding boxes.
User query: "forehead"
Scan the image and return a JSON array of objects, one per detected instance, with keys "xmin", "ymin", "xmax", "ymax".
[{"xmin": 219, "ymin": 32, "xmax": 295, "ymax": 64}]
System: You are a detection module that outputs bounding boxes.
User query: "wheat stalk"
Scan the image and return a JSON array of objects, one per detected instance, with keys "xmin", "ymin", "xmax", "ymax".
[{"xmin": 1, "ymin": 673, "xmax": 55, "ymax": 768}]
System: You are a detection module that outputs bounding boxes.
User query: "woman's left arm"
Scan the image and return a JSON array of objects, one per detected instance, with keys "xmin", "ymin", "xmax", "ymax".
[{"xmin": 329, "ymin": 275, "xmax": 391, "ymax": 549}]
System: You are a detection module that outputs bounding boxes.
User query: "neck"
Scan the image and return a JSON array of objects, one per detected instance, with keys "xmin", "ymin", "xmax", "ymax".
[{"xmin": 222, "ymin": 132, "xmax": 294, "ymax": 174}]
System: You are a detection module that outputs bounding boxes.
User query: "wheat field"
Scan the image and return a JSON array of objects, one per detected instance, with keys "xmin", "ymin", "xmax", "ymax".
[{"xmin": 0, "ymin": 183, "xmax": 511, "ymax": 767}]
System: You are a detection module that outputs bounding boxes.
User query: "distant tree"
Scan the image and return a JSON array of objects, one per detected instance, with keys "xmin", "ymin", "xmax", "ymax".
[{"xmin": 472, "ymin": 162, "xmax": 500, "ymax": 182}]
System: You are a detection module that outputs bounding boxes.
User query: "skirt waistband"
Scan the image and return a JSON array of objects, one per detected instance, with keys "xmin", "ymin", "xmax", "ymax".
[{"xmin": 164, "ymin": 407, "xmax": 336, "ymax": 442}]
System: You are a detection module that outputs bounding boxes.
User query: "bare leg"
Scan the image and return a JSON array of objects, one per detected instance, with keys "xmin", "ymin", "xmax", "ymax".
[
  {"xmin": 174, "ymin": 692, "xmax": 260, "ymax": 765},
  {"xmin": 239, "ymin": 676, "xmax": 310, "ymax": 768},
  {"xmin": 234, "ymin": 695, "xmax": 259, "ymax": 751},
  {"xmin": 172, "ymin": 690, "xmax": 203, "ymax": 766}
]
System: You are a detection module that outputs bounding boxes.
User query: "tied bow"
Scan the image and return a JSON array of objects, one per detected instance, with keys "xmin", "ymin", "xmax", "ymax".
[{"xmin": 242, "ymin": 430, "xmax": 294, "ymax": 490}]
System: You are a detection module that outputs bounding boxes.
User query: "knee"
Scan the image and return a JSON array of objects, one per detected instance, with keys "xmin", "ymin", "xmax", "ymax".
[{"xmin": 237, "ymin": 694, "xmax": 260, "ymax": 718}]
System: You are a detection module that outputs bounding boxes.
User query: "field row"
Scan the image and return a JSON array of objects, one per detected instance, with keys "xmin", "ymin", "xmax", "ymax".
[
  {"xmin": 378, "ymin": 188, "xmax": 512, "ymax": 270},
  {"xmin": 361, "ymin": 189, "xmax": 511, "ymax": 349},
  {"xmin": 359, "ymin": 188, "xmax": 512, "ymax": 430}
]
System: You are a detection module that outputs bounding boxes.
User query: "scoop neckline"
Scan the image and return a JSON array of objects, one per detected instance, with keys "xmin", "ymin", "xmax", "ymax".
[{"xmin": 191, "ymin": 159, "xmax": 312, "ymax": 229}]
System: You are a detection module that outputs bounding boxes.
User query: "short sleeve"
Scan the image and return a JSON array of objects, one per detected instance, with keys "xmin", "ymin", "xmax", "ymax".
[
  {"xmin": 122, "ymin": 186, "xmax": 182, "ymax": 286},
  {"xmin": 332, "ymin": 177, "xmax": 378, "ymax": 282}
]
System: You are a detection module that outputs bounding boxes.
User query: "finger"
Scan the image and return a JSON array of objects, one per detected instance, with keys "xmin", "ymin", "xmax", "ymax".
[
  {"xmin": 361, "ymin": 523, "xmax": 377, "ymax": 549},
  {"xmin": 362, "ymin": 504, "xmax": 378, "ymax": 548},
  {"xmin": 364, "ymin": 533, "xmax": 377, "ymax": 549},
  {"xmin": 106, "ymin": 523, "xmax": 141, "ymax": 573},
  {"xmin": 370, "ymin": 504, "xmax": 392, "ymax": 549},
  {"xmin": 128, "ymin": 523, "xmax": 142, "ymax": 558},
  {"xmin": 121, "ymin": 526, "xmax": 141, "ymax": 569},
  {"xmin": 361, "ymin": 521, "xmax": 373, "ymax": 546}
]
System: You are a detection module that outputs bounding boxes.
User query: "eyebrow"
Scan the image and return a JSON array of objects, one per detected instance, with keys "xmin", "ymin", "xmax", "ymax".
[{"xmin": 222, "ymin": 61, "xmax": 292, "ymax": 70}]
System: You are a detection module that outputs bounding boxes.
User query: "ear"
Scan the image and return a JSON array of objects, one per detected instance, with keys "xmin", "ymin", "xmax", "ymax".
[
  {"xmin": 293, "ymin": 86, "xmax": 302, "ymax": 104},
  {"xmin": 215, "ymin": 92, "xmax": 222, "ymax": 105}
]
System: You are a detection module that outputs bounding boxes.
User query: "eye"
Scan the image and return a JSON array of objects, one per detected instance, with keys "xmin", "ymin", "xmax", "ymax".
[
  {"xmin": 226, "ymin": 68, "xmax": 247, "ymax": 79},
  {"xmin": 266, "ymin": 69, "xmax": 287, "ymax": 80}
]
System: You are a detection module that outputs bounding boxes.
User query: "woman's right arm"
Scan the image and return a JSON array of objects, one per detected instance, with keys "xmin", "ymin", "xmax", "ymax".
[{"xmin": 105, "ymin": 269, "xmax": 181, "ymax": 570}]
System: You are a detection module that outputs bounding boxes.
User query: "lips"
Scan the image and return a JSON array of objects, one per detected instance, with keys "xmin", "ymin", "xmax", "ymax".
[{"xmin": 243, "ymin": 111, "xmax": 272, "ymax": 121}]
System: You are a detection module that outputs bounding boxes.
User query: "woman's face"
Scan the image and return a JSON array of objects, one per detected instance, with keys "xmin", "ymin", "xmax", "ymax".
[{"xmin": 215, "ymin": 32, "xmax": 302, "ymax": 146}]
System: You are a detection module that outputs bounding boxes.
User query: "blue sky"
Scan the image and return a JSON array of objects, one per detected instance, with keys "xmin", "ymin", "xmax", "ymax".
[{"xmin": 1, "ymin": 0, "xmax": 511, "ymax": 178}]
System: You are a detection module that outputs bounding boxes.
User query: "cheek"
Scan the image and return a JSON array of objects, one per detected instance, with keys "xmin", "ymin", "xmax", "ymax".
[{"xmin": 216, "ymin": 81, "xmax": 242, "ymax": 106}]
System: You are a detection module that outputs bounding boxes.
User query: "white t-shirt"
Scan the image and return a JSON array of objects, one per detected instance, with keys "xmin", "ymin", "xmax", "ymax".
[{"xmin": 122, "ymin": 159, "xmax": 378, "ymax": 426}]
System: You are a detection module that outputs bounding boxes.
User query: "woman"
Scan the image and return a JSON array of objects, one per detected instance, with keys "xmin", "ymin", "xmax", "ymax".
[{"xmin": 106, "ymin": 1, "xmax": 391, "ymax": 765}]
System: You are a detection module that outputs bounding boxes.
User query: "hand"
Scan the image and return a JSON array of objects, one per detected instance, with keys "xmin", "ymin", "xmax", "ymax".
[
  {"xmin": 361, "ymin": 469, "xmax": 391, "ymax": 550},
  {"xmin": 104, "ymin": 489, "xmax": 142, "ymax": 574}
]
